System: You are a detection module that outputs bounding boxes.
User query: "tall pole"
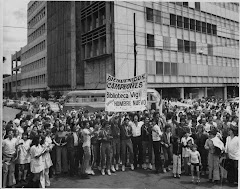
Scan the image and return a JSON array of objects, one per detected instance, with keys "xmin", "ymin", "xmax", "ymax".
[{"xmin": 134, "ymin": 13, "xmax": 137, "ymax": 76}]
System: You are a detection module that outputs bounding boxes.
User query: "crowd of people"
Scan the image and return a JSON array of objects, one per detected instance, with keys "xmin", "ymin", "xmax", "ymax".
[{"xmin": 2, "ymin": 97, "xmax": 239, "ymax": 188}]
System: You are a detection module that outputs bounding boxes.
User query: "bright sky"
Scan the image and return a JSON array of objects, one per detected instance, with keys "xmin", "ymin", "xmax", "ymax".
[{"xmin": 3, "ymin": 0, "xmax": 29, "ymax": 74}]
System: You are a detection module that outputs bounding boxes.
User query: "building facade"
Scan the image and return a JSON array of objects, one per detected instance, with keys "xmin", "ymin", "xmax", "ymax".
[
  {"xmin": 21, "ymin": 1, "xmax": 47, "ymax": 93},
  {"xmin": 113, "ymin": 2, "xmax": 239, "ymax": 99},
  {"xmin": 3, "ymin": 1, "xmax": 239, "ymax": 100}
]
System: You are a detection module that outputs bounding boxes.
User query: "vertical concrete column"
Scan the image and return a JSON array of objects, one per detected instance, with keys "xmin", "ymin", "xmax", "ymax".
[
  {"xmin": 180, "ymin": 87, "xmax": 184, "ymax": 100},
  {"xmin": 204, "ymin": 87, "xmax": 208, "ymax": 98},
  {"xmin": 224, "ymin": 86, "xmax": 227, "ymax": 100},
  {"xmin": 70, "ymin": 1, "xmax": 76, "ymax": 90}
]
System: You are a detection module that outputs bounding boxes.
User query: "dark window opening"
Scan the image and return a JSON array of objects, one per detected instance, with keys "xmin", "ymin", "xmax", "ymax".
[
  {"xmin": 170, "ymin": 14, "xmax": 176, "ymax": 26},
  {"xmin": 212, "ymin": 24, "xmax": 217, "ymax": 35},
  {"xmin": 156, "ymin": 62, "xmax": 163, "ymax": 75},
  {"xmin": 196, "ymin": 20, "xmax": 201, "ymax": 32},
  {"xmin": 171, "ymin": 63, "xmax": 178, "ymax": 76},
  {"xmin": 183, "ymin": 2, "xmax": 189, "ymax": 7},
  {"xmin": 177, "ymin": 15, "xmax": 183, "ymax": 28},
  {"xmin": 147, "ymin": 34, "xmax": 154, "ymax": 47},
  {"xmin": 178, "ymin": 39, "xmax": 184, "ymax": 52},
  {"xmin": 146, "ymin": 8, "xmax": 154, "ymax": 21},
  {"xmin": 207, "ymin": 23, "xmax": 212, "ymax": 34},
  {"xmin": 184, "ymin": 40, "xmax": 190, "ymax": 52},
  {"xmin": 195, "ymin": 2, "xmax": 201, "ymax": 11},
  {"xmin": 164, "ymin": 62, "xmax": 171, "ymax": 75},
  {"xmin": 190, "ymin": 41, "xmax": 196, "ymax": 53},
  {"xmin": 184, "ymin": 17, "xmax": 189, "ymax": 29},
  {"xmin": 202, "ymin": 22, "xmax": 206, "ymax": 33},
  {"xmin": 190, "ymin": 19, "xmax": 195, "ymax": 31}
]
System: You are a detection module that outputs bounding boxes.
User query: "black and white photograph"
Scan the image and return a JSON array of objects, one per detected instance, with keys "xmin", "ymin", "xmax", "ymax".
[{"xmin": 1, "ymin": 1, "xmax": 239, "ymax": 188}]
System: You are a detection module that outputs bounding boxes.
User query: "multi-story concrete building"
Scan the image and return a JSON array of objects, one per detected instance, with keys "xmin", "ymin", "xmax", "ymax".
[
  {"xmin": 20, "ymin": 1, "xmax": 47, "ymax": 94},
  {"xmin": 4, "ymin": 2, "xmax": 239, "ymax": 100},
  {"xmin": 112, "ymin": 2, "xmax": 239, "ymax": 99}
]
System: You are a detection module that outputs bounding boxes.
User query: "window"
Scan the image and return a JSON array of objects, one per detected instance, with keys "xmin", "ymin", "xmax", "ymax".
[
  {"xmin": 177, "ymin": 15, "xmax": 183, "ymax": 28},
  {"xmin": 184, "ymin": 40, "xmax": 190, "ymax": 52},
  {"xmin": 156, "ymin": 62, "xmax": 163, "ymax": 75},
  {"xmin": 146, "ymin": 8, "xmax": 154, "ymax": 21},
  {"xmin": 183, "ymin": 2, "xmax": 188, "ymax": 7},
  {"xmin": 147, "ymin": 34, "xmax": 154, "ymax": 47},
  {"xmin": 184, "ymin": 17, "xmax": 189, "ymax": 29},
  {"xmin": 170, "ymin": 14, "xmax": 176, "ymax": 26},
  {"xmin": 196, "ymin": 20, "xmax": 201, "ymax": 32},
  {"xmin": 190, "ymin": 41, "xmax": 196, "ymax": 53},
  {"xmin": 176, "ymin": 2, "xmax": 182, "ymax": 6},
  {"xmin": 171, "ymin": 63, "xmax": 178, "ymax": 76},
  {"xmin": 202, "ymin": 22, "xmax": 206, "ymax": 33},
  {"xmin": 190, "ymin": 19, "xmax": 195, "ymax": 31},
  {"xmin": 195, "ymin": 2, "xmax": 200, "ymax": 10},
  {"xmin": 207, "ymin": 23, "xmax": 212, "ymax": 34},
  {"xmin": 164, "ymin": 62, "xmax": 171, "ymax": 75},
  {"xmin": 208, "ymin": 44, "xmax": 213, "ymax": 55},
  {"xmin": 178, "ymin": 39, "xmax": 184, "ymax": 52},
  {"xmin": 212, "ymin": 24, "xmax": 217, "ymax": 35},
  {"xmin": 154, "ymin": 10, "xmax": 161, "ymax": 23}
]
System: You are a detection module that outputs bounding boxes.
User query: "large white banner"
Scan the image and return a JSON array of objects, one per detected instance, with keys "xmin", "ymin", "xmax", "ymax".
[{"xmin": 105, "ymin": 73, "xmax": 147, "ymax": 112}]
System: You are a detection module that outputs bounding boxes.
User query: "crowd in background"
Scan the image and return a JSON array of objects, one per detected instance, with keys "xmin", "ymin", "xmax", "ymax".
[{"xmin": 2, "ymin": 97, "xmax": 239, "ymax": 188}]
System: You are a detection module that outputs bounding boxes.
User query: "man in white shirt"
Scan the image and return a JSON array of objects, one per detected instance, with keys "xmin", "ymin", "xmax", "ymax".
[
  {"xmin": 81, "ymin": 121, "xmax": 92, "ymax": 179},
  {"xmin": 2, "ymin": 129, "xmax": 20, "ymax": 188},
  {"xmin": 129, "ymin": 114, "xmax": 144, "ymax": 169}
]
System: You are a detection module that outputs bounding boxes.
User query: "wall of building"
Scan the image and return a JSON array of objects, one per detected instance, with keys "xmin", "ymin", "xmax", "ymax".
[
  {"xmin": 21, "ymin": 1, "xmax": 47, "ymax": 92},
  {"xmin": 113, "ymin": 2, "xmax": 239, "ymax": 99}
]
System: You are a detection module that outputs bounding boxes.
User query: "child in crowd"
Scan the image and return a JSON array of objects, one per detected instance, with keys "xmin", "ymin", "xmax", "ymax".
[
  {"xmin": 189, "ymin": 144, "xmax": 201, "ymax": 184},
  {"xmin": 172, "ymin": 136, "xmax": 182, "ymax": 178}
]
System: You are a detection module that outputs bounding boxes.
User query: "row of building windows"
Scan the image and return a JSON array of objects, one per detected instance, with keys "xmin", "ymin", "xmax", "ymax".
[
  {"xmin": 146, "ymin": 34, "xmax": 239, "ymax": 52},
  {"xmin": 22, "ymin": 74, "xmax": 46, "ymax": 86},
  {"xmin": 171, "ymin": 2, "xmax": 239, "ymax": 13},
  {"xmin": 211, "ymin": 2, "xmax": 239, "ymax": 12},
  {"xmin": 81, "ymin": 7, "xmax": 106, "ymax": 34},
  {"xmin": 22, "ymin": 40, "xmax": 46, "ymax": 60},
  {"xmin": 28, "ymin": 7, "xmax": 46, "ymax": 28},
  {"xmin": 28, "ymin": 24, "xmax": 46, "ymax": 43},
  {"xmin": 28, "ymin": 1, "xmax": 43, "ymax": 16},
  {"xmin": 82, "ymin": 36, "xmax": 106, "ymax": 59},
  {"xmin": 156, "ymin": 62, "xmax": 178, "ymax": 76},
  {"xmin": 146, "ymin": 7, "xmax": 239, "ymax": 34},
  {"xmin": 22, "ymin": 57, "xmax": 46, "ymax": 73},
  {"xmin": 170, "ymin": 14, "xmax": 217, "ymax": 35},
  {"xmin": 174, "ymin": 2, "xmax": 201, "ymax": 11}
]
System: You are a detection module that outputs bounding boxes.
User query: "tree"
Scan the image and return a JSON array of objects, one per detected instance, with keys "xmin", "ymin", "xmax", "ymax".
[{"xmin": 53, "ymin": 91, "xmax": 61, "ymax": 99}]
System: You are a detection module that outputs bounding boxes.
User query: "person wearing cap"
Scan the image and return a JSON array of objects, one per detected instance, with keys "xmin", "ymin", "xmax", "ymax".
[
  {"xmin": 225, "ymin": 125, "xmax": 239, "ymax": 186},
  {"xmin": 204, "ymin": 129, "xmax": 221, "ymax": 183},
  {"xmin": 120, "ymin": 117, "xmax": 134, "ymax": 171}
]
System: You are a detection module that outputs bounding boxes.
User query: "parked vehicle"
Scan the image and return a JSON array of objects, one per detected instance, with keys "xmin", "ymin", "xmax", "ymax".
[
  {"xmin": 17, "ymin": 101, "xmax": 25, "ymax": 110},
  {"xmin": 3, "ymin": 99, "xmax": 7, "ymax": 106},
  {"xmin": 11, "ymin": 100, "xmax": 19, "ymax": 109},
  {"xmin": 6, "ymin": 100, "xmax": 15, "ymax": 107}
]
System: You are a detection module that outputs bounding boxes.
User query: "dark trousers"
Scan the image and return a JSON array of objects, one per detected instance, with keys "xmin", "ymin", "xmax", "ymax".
[
  {"xmin": 227, "ymin": 159, "xmax": 238, "ymax": 183},
  {"xmin": 68, "ymin": 147, "xmax": 80, "ymax": 176},
  {"xmin": 163, "ymin": 147, "xmax": 172, "ymax": 168},
  {"xmin": 132, "ymin": 136, "xmax": 143, "ymax": 167},
  {"xmin": 198, "ymin": 147, "xmax": 208, "ymax": 172},
  {"xmin": 79, "ymin": 143, "xmax": 84, "ymax": 165},
  {"xmin": 152, "ymin": 141, "xmax": 162, "ymax": 171}
]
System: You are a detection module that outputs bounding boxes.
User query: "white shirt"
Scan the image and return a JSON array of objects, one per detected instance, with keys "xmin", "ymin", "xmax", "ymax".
[
  {"xmin": 2, "ymin": 138, "xmax": 17, "ymax": 155},
  {"xmin": 225, "ymin": 136, "xmax": 239, "ymax": 160},
  {"xmin": 152, "ymin": 124, "xmax": 162, "ymax": 141},
  {"xmin": 190, "ymin": 150, "xmax": 200, "ymax": 164},
  {"xmin": 130, "ymin": 121, "xmax": 144, "ymax": 137},
  {"xmin": 181, "ymin": 136, "xmax": 194, "ymax": 157},
  {"xmin": 82, "ymin": 129, "xmax": 91, "ymax": 147},
  {"xmin": 73, "ymin": 132, "xmax": 78, "ymax": 146}
]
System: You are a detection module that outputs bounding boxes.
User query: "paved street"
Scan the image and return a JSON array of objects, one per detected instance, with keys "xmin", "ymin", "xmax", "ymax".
[
  {"xmin": 49, "ymin": 168, "xmax": 237, "ymax": 189},
  {"xmin": 2, "ymin": 107, "xmax": 238, "ymax": 189}
]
